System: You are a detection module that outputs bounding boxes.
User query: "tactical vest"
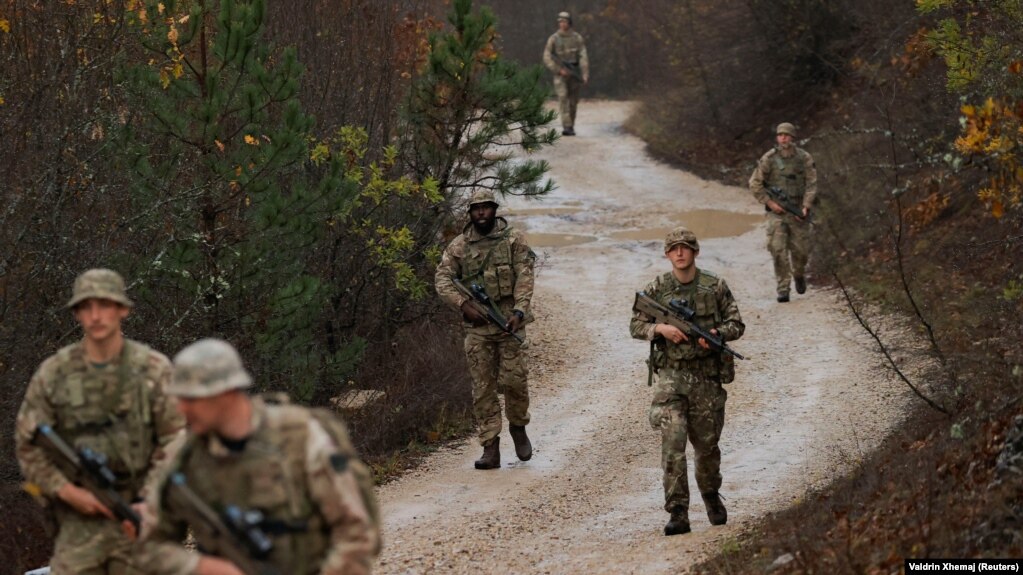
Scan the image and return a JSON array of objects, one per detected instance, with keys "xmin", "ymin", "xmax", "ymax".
[
  {"xmin": 551, "ymin": 32, "xmax": 583, "ymax": 64},
  {"xmin": 766, "ymin": 148, "xmax": 808, "ymax": 206},
  {"xmin": 178, "ymin": 401, "xmax": 364, "ymax": 575},
  {"xmin": 461, "ymin": 220, "xmax": 516, "ymax": 304},
  {"xmin": 48, "ymin": 340, "xmax": 156, "ymax": 491},
  {"xmin": 650, "ymin": 270, "xmax": 734, "ymax": 383}
]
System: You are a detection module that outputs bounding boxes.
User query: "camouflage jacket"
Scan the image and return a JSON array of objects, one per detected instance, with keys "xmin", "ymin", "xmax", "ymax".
[
  {"xmin": 543, "ymin": 30, "xmax": 589, "ymax": 81},
  {"xmin": 435, "ymin": 217, "xmax": 536, "ymax": 332},
  {"xmin": 140, "ymin": 398, "xmax": 379, "ymax": 575},
  {"xmin": 15, "ymin": 338, "xmax": 183, "ymax": 498},
  {"xmin": 630, "ymin": 269, "xmax": 745, "ymax": 368},
  {"xmin": 749, "ymin": 145, "xmax": 818, "ymax": 211}
]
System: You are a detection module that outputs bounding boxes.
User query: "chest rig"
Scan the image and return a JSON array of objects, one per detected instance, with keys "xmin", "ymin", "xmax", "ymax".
[
  {"xmin": 651, "ymin": 271, "xmax": 722, "ymax": 365},
  {"xmin": 180, "ymin": 403, "xmax": 328, "ymax": 575},
  {"xmin": 49, "ymin": 340, "xmax": 155, "ymax": 490},
  {"xmin": 461, "ymin": 222, "xmax": 516, "ymax": 305},
  {"xmin": 766, "ymin": 148, "xmax": 807, "ymax": 206}
]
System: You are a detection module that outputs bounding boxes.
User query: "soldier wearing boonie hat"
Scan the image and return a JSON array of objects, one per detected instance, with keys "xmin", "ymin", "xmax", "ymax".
[
  {"xmin": 749, "ymin": 121, "xmax": 819, "ymax": 302},
  {"xmin": 15, "ymin": 268, "xmax": 183, "ymax": 573},
  {"xmin": 139, "ymin": 338, "xmax": 380, "ymax": 574},
  {"xmin": 630, "ymin": 226, "xmax": 745, "ymax": 536}
]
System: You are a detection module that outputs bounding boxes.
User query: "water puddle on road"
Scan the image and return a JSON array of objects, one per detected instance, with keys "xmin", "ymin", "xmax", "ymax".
[
  {"xmin": 504, "ymin": 207, "xmax": 582, "ymax": 217},
  {"xmin": 525, "ymin": 232, "xmax": 598, "ymax": 247},
  {"xmin": 609, "ymin": 209, "xmax": 762, "ymax": 242}
]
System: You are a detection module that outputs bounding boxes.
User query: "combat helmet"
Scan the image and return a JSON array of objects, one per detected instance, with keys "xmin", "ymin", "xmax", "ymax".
[
  {"xmin": 557, "ymin": 11, "xmax": 572, "ymax": 24},
  {"xmin": 776, "ymin": 122, "xmax": 797, "ymax": 137},
  {"xmin": 67, "ymin": 268, "xmax": 134, "ymax": 309},
  {"xmin": 168, "ymin": 338, "xmax": 252, "ymax": 398},
  {"xmin": 467, "ymin": 189, "xmax": 500, "ymax": 209},
  {"xmin": 664, "ymin": 226, "xmax": 700, "ymax": 253}
]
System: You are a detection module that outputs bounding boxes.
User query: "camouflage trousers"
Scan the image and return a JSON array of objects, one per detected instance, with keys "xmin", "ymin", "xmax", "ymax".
[
  {"xmin": 50, "ymin": 509, "xmax": 144, "ymax": 575},
  {"xmin": 649, "ymin": 367, "xmax": 727, "ymax": 513},
  {"xmin": 766, "ymin": 213, "xmax": 811, "ymax": 296},
  {"xmin": 553, "ymin": 76, "xmax": 582, "ymax": 129},
  {"xmin": 464, "ymin": 329, "xmax": 530, "ymax": 446}
]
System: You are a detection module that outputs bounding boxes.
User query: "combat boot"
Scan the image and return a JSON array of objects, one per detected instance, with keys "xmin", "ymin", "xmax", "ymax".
[
  {"xmin": 702, "ymin": 491, "xmax": 727, "ymax": 525},
  {"xmin": 795, "ymin": 276, "xmax": 807, "ymax": 294},
  {"xmin": 474, "ymin": 437, "xmax": 500, "ymax": 470},
  {"xmin": 777, "ymin": 293, "xmax": 790, "ymax": 303},
  {"xmin": 664, "ymin": 506, "xmax": 690, "ymax": 536},
  {"xmin": 509, "ymin": 425, "xmax": 533, "ymax": 461}
]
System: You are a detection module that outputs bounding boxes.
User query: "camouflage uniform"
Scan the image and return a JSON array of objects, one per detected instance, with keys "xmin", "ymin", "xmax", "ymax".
[
  {"xmin": 543, "ymin": 17, "xmax": 589, "ymax": 132},
  {"xmin": 631, "ymin": 260, "xmax": 744, "ymax": 514},
  {"xmin": 435, "ymin": 196, "xmax": 536, "ymax": 447},
  {"xmin": 139, "ymin": 339, "xmax": 379, "ymax": 575},
  {"xmin": 14, "ymin": 270, "xmax": 184, "ymax": 574},
  {"xmin": 749, "ymin": 127, "xmax": 818, "ymax": 298}
]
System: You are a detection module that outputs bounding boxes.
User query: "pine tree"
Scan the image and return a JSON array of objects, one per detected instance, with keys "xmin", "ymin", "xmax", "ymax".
[{"xmin": 403, "ymin": 0, "xmax": 558, "ymax": 205}]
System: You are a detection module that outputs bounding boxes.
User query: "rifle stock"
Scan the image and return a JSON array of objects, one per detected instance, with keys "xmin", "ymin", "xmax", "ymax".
[
  {"xmin": 633, "ymin": 292, "xmax": 745, "ymax": 360},
  {"xmin": 452, "ymin": 278, "xmax": 525, "ymax": 344},
  {"xmin": 164, "ymin": 473, "xmax": 282, "ymax": 575},
  {"xmin": 31, "ymin": 424, "xmax": 141, "ymax": 531}
]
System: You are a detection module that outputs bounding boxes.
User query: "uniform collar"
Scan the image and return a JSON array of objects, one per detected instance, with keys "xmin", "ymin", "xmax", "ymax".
[{"xmin": 204, "ymin": 397, "xmax": 267, "ymax": 457}]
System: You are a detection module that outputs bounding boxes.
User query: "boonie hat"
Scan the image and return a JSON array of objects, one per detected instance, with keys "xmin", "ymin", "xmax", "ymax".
[
  {"xmin": 168, "ymin": 338, "xmax": 253, "ymax": 398},
  {"xmin": 557, "ymin": 11, "xmax": 571, "ymax": 21},
  {"xmin": 664, "ymin": 226, "xmax": 700, "ymax": 253},
  {"xmin": 67, "ymin": 268, "xmax": 134, "ymax": 309},
  {"xmin": 776, "ymin": 122, "xmax": 797, "ymax": 137},
  {"xmin": 468, "ymin": 189, "xmax": 500, "ymax": 209}
]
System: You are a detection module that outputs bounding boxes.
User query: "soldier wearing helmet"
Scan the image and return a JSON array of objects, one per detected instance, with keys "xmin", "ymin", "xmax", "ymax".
[
  {"xmin": 434, "ymin": 189, "xmax": 537, "ymax": 470},
  {"xmin": 15, "ymin": 268, "xmax": 185, "ymax": 574},
  {"xmin": 630, "ymin": 227, "xmax": 745, "ymax": 536},
  {"xmin": 139, "ymin": 338, "xmax": 380, "ymax": 575},
  {"xmin": 543, "ymin": 10, "xmax": 590, "ymax": 136},
  {"xmin": 749, "ymin": 122, "xmax": 819, "ymax": 302}
]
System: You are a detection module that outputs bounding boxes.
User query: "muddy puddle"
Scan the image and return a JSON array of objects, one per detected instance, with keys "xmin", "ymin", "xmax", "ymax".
[
  {"xmin": 524, "ymin": 232, "xmax": 598, "ymax": 247},
  {"xmin": 504, "ymin": 207, "xmax": 582, "ymax": 217},
  {"xmin": 609, "ymin": 209, "xmax": 762, "ymax": 242}
]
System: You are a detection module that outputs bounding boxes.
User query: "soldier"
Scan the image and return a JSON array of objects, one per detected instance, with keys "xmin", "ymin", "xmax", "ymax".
[
  {"xmin": 543, "ymin": 11, "xmax": 589, "ymax": 136},
  {"xmin": 435, "ymin": 190, "xmax": 537, "ymax": 470},
  {"xmin": 138, "ymin": 338, "xmax": 380, "ymax": 575},
  {"xmin": 15, "ymin": 268, "xmax": 184, "ymax": 574},
  {"xmin": 748, "ymin": 122, "xmax": 818, "ymax": 302},
  {"xmin": 630, "ymin": 228, "xmax": 745, "ymax": 535}
]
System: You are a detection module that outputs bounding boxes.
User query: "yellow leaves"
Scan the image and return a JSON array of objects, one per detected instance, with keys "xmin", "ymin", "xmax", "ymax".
[
  {"xmin": 310, "ymin": 142, "xmax": 330, "ymax": 165},
  {"xmin": 244, "ymin": 134, "xmax": 259, "ymax": 146},
  {"xmin": 1009, "ymin": 60, "xmax": 1023, "ymax": 75},
  {"xmin": 167, "ymin": 26, "xmax": 178, "ymax": 45},
  {"xmin": 1, "ymin": 18, "xmax": 12, "ymax": 33},
  {"xmin": 957, "ymin": 96, "xmax": 1023, "ymax": 215},
  {"xmin": 214, "ymin": 139, "xmax": 225, "ymax": 152},
  {"xmin": 159, "ymin": 67, "xmax": 170, "ymax": 89}
]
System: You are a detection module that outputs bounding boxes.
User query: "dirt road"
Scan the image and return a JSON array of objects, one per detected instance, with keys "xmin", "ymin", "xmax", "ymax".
[{"xmin": 376, "ymin": 101, "xmax": 911, "ymax": 574}]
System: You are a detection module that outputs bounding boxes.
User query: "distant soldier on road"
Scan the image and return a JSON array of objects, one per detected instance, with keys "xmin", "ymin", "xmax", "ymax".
[
  {"xmin": 139, "ymin": 338, "xmax": 380, "ymax": 575},
  {"xmin": 435, "ymin": 190, "xmax": 537, "ymax": 470},
  {"xmin": 749, "ymin": 122, "xmax": 818, "ymax": 302},
  {"xmin": 543, "ymin": 11, "xmax": 589, "ymax": 136},
  {"xmin": 15, "ymin": 268, "xmax": 184, "ymax": 574},
  {"xmin": 630, "ymin": 228, "xmax": 745, "ymax": 535}
]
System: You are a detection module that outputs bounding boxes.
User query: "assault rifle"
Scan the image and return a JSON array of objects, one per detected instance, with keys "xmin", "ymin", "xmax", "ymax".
[
  {"xmin": 549, "ymin": 46, "xmax": 583, "ymax": 82},
  {"xmin": 764, "ymin": 186, "xmax": 812, "ymax": 222},
  {"xmin": 31, "ymin": 424, "xmax": 141, "ymax": 532},
  {"xmin": 633, "ymin": 292, "xmax": 746, "ymax": 360},
  {"xmin": 164, "ymin": 472, "xmax": 284, "ymax": 575},
  {"xmin": 453, "ymin": 278, "xmax": 524, "ymax": 344}
]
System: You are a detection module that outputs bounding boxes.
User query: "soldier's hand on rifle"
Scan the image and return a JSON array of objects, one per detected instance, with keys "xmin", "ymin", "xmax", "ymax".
[
  {"xmin": 57, "ymin": 482, "xmax": 114, "ymax": 519},
  {"xmin": 121, "ymin": 502, "xmax": 147, "ymax": 541},
  {"xmin": 655, "ymin": 324, "xmax": 690, "ymax": 345},
  {"xmin": 801, "ymin": 206, "xmax": 810, "ymax": 219},
  {"xmin": 696, "ymin": 329, "xmax": 720, "ymax": 351},
  {"xmin": 767, "ymin": 200, "xmax": 786, "ymax": 215},
  {"xmin": 506, "ymin": 310, "xmax": 524, "ymax": 333},
  {"xmin": 460, "ymin": 300, "xmax": 488, "ymax": 326},
  {"xmin": 195, "ymin": 556, "xmax": 246, "ymax": 575},
  {"xmin": 559, "ymin": 68, "xmax": 570, "ymax": 77}
]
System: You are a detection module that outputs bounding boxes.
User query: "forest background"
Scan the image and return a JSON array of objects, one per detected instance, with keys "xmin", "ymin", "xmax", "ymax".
[{"xmin": 2, "ymin": 0, "xmax": 1022, "ymax": 572}]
